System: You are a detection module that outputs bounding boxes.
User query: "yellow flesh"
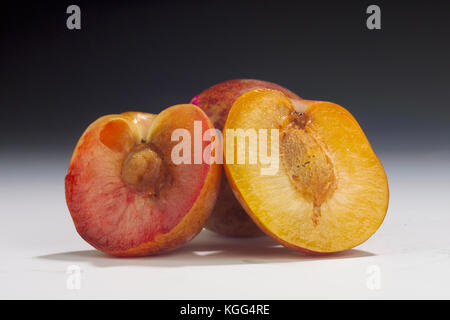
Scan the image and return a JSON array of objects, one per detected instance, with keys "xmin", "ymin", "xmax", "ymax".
[{"xmin": 224, "ymin": 90, "xmax": 389, "ymax": 252}]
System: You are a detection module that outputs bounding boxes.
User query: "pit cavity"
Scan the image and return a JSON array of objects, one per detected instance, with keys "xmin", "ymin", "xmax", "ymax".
[
  {"xmin": 280, "ymin": 112, "xmax": 337, "ymax": 225},
  {"xmin": 121, "ymin": 143, "xmax": 169, "ymax": 195}
]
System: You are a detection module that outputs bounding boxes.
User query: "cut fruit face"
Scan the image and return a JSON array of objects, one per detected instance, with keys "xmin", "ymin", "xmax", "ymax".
[
  {"xmin": 223, "ymin": 89, "xmax": 389, "ymax": 253},
  {"xmin": 65, "ymin": 106, "xmax": 221, "ymax": 256}
]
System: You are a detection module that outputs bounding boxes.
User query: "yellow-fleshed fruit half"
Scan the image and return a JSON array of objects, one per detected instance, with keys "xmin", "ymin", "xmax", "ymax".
[{"xmin": 223, "ymin": 89, "xmax": 389, "ymax": 253}]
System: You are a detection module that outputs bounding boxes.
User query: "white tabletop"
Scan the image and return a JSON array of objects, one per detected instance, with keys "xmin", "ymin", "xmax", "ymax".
[{"xmin": 1, "ymin": 150, "xmax": 449, "ymax": 299}]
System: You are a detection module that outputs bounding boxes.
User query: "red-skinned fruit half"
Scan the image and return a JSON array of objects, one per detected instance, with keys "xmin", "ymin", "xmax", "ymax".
[
  {"xmin": 65, "ymin": 105, "xmax": 221, "ymax": 256},
  {"xmin": 191, "ymin": 79, "xmax": 301, "ymax": 237}
]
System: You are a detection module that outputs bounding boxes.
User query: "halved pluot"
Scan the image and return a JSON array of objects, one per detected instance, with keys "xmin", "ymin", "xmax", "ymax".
[
  {"xmin": 223, "ymin": 89, "xmax": 389, "ymax": 253},
  {"xmin": 191, "ymin": 79, "xmax": 302, "ymax": 237},
  {"xmin": 65, "ymin": 105, "xmax": 221, "ymax": 256}
]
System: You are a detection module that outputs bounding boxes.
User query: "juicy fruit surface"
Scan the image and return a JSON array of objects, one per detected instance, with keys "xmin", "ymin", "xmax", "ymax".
[
  {"xmin": 65, "ymin": 106, "xmax": 220, "ymax": 256},
  {"xmin": 192, "ymin": 79, "xmax": 301, "ymax": 237},
  {"xmin": 224, "ymin": 89, "xmax": 389, "ymax": 253}
]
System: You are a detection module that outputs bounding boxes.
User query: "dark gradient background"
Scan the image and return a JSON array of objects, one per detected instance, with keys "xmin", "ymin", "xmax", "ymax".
[
  {"xmin": 1, "ymin": 0, "xmax": 449, "ymax": 157},
  {"xmin": 1, "ymin": 1, "xmax": 450, "ymax": 299}
]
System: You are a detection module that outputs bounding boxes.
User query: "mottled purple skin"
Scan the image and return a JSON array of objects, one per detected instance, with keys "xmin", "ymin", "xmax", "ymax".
[{"xmin": 191, "ymin": 79, "xmax": 301, "ymax": 237}]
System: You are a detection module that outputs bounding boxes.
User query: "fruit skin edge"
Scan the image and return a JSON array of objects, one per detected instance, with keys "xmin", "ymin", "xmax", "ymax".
[{"xmin": 222, "ymin": 90, "xmax": 389, "ymax": 254}]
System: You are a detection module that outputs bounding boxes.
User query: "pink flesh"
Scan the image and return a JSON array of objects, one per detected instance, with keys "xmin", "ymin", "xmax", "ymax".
[{"xmin": 65, "ymin": 119, "xmax": 210, "ymax": 253}]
